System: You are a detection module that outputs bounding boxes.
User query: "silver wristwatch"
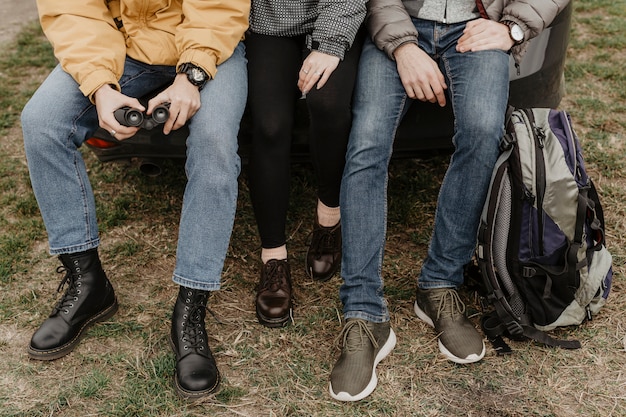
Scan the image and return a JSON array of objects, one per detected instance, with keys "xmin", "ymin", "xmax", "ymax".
[{"xmin": 503, "ymin": 21, "xmax": 524, "ymax": 45}]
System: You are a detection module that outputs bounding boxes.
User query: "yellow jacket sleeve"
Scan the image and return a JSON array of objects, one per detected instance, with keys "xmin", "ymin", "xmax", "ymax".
[{"xmin": 37, "ymin": 0, "xmax": 126, "ymax": 100}]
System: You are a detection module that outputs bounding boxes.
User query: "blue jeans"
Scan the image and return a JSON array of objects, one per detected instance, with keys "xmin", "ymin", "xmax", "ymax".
[
  {"xmin": 22, "ymin": 43, "xmax": 247, "ymax": 291},
  {"xmin": 340, "ymin": 20, "xmax": 509, "ymax": 322}
]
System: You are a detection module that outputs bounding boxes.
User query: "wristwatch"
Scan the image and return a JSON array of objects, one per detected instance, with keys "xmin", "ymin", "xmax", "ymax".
[
  {"xmin": 178, "ymin": 63, "xmax": 209, "ymax": 91},
  {"xmin": 503, "ymin": 21, "xmax": 524, "ymax": 45}
]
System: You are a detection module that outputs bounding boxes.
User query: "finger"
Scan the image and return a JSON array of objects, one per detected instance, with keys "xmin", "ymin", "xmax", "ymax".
[
  {"xmin": 101, "ymin": 113, "xmax": 137, "ymax": 135},
  {"xmin": 431, "ymin": 76, "xmax": 448, "ymax": 107},
  {"xmin": 300, "ymin": 71, "xmax": 319, "ymax": 95},
  {"xmin": 316, "ymin": 72, "xmax": 331, "ymax": 89},
  {"xmin": 106, "ymin": 124, "xmax": 138, "ymax": 140},
  {"xmin": 303, "ymin": 78, "xmax": 316, "ymax": 95},
  {"xmin": 146, "ymin": 95, "xmax": 170, "ymax": 114},
  {"xmin": 400, "ymin": 78, "xmax": 417, "ymax": 99},
  {"xmin": 297, "ymin": 74, "xmax": 306, "ymax": 92},
  {"xmin": 162, "ymin": 106, "xmax": 179, "ymax": 135},
  {"xmin": 434, "ymin": 87, "xmax": 447, "ymax": 107},
  {"xmin": 175, "ymin": 106, "xmax": 191, "ymax": 130}
]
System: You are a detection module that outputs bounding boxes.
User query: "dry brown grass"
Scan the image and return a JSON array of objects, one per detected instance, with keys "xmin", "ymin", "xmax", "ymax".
[{"xmin": 1, "ymin": 2, "xmax": 625, "ymax": 416}]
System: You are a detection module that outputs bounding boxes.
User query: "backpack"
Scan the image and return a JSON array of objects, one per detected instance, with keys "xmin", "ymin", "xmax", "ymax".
[{"xmin": 476, "ymin": 107, "xmax": 613, "ymax": 353}]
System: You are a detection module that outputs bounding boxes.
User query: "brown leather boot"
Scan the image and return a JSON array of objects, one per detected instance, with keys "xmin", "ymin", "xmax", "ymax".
[
  {"xmin": 255, "ymin": 259, "xmax": 292, "ymax": 328},
  {"xmin": 305, "ymin": 219, "xmax": 341, "ymax": 281}
]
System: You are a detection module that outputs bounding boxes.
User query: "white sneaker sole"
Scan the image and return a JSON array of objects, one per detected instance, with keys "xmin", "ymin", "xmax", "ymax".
[
  {"xmin": 414, "ymin": 301, "xmax": 485, "ymax": 364},
  {"xmin": 329, "ymin": 327, "xmax": 397, "ymax": 402}
]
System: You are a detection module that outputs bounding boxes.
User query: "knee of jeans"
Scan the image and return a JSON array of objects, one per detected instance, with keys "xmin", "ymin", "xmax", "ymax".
[
  {"xmin": 347, "ymin": 121, "xmax": 393, "ymax": 163},
  {"xmin": 21, "ymin": 100, "xmax": 56, "ymax": 152},
  {"xmin": 456, "ymin": 117, "xmax": 503, "ymax": 152},
  {"xmin": 186, "ymin": 162, "xmax": 239, "ymax": 194},
  {"xmin": 21, "ymin": 99, "xmax": 42, "ymax": 135},
  {"xmin": 186, "ymin": 144, "xmax": 240, "ymax": 184}
]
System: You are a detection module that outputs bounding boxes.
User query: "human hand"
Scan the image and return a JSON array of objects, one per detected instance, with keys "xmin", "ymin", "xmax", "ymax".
[
  {"xmin": 148, "ymin": 74, "xmax": 201, "ymax": 135},
  {"xmin": 298, "ymin": 51, "xmax": 340, "ymax": 94},
  {"xmin": 456, "ymin": 18, "xmax": 514, "ymax": 53},
  {"xmin": 393, "ymin": 43, "xmax": 447, "ymax": 106},
  {"xmin": 94, "ymin": 84, "xmax": 144, "ymax": 140}
]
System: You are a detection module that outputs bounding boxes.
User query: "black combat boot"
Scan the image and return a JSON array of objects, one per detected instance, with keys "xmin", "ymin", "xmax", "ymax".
[
  {"xmin": 28, "ymin": 248, "xmax": 118, "ymax": 360},
  {"xmin": 170, "ymin": 286, "xmax": 220, "ymax": 399}
]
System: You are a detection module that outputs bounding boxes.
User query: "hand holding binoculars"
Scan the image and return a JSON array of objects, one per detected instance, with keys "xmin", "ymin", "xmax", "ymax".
[{"xmin": 114, "ymin": 103, "xmax": 170, "ymax": 130}]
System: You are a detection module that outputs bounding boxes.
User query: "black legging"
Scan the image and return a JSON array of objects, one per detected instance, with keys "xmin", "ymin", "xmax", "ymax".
[{"xmin": 245, "ymin": 31, "xmax": 364, "ymax": 249}]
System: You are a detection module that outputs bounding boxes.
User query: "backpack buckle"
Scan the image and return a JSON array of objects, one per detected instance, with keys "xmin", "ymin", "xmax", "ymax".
[{"xmin": 499, "ymin": 133, "xmax": 516, "ymax": 152}]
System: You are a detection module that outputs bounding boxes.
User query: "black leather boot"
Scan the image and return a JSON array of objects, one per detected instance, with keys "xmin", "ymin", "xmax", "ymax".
[
  {"xmin": 170, "ymin": 286, "xmax": 220, "ymax": 399},
  {"xmin": 28, "ymin": 248, "xmax": 118, "ymax": 360}
]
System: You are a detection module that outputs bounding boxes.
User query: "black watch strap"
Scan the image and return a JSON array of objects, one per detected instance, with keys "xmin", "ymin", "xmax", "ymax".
[{"xmin": 178, "ymin": 63, "xmax": 209, "ymax": 90}]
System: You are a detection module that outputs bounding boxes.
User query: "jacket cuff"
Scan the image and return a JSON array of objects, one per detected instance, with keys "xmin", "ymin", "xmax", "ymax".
[
  {"xmin": 308, "ymin": 37, "xmax": 346, "ymax": 60},
  {"xmin": 178, "ymin": 49, "xmax": 218, "ymax": 79},
  {"xmin": 385, "ymin": 38, "xmax": 418, "ymax": 61},
  {"xmin": 79, "ymin": 68, "xmax": 120, "ymax": 103}
]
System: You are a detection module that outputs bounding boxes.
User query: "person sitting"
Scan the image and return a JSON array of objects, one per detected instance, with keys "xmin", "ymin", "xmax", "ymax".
[{"xmin": 21, "ymin": 0, "xmax": 249, "ymax": 400}]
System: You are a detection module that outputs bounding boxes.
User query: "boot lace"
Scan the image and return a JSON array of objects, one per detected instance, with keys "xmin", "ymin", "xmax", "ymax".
[
  {"xmin": 308, "ymin": 224, "xmax": 340, "ymax": 257},
  {"xmin": 52, "ymin": 266, "xmax": 81, "ymax": 315},
  {"xmin": 335, "ymin": 320, "xmax": 379, "ymax": 353},
  {"xmin": 434, "ymin": 289, "xmax": 466, "ymax": 321},
  {"xmin": 259, "ymin": 260, "xmax": 288, "ymax": 292},
  {"xmin": 181, "ymin": 292, "xmax": 209, "ymax": 353}
]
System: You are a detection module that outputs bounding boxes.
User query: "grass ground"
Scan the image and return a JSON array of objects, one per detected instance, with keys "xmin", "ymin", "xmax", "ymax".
[{"xmin": 0, "ymin": 1, "xmax": 624, "ymax": 416}]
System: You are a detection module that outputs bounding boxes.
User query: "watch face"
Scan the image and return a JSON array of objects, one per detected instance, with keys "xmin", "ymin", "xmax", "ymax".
[
  {"xmin": 511, "ymin": 24, "xmax": 524, "ymax": 42},
  {"xmin": 190, "ymin": 67, "xmax": 205, "ymax": 82}
]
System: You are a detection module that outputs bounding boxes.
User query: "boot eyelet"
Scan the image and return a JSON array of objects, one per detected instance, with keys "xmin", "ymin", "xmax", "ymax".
[
  {"xmin": 184, "ymin": 346, "xmax": 189, "ymax": 350},
  {"xmin": 186, "ymin": 298, "xmax": 190, "ymax": 303},
  {"xmin": 63, "ymin": 309, "xmax": 69, "ymax": 314},
  {"xmin": 74, "ymin": 297, "xmax": 78, "ymax": 301}
]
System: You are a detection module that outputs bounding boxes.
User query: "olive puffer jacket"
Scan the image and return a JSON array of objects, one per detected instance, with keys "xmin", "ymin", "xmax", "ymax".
[
  {"xmin": 37, "ymin": 0, "xmax": 250, "ymax": 100},
  {"xmin": 367, "ymin": 0, "xmax": 570, "ymax": 62}
]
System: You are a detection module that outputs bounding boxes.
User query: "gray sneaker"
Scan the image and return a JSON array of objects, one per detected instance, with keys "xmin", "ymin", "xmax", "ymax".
[
  {"xmin": 414, "ymin": 287, "xmax": 485, "ymax": 364},
  {"xmin": 329, "ymin": 319, "xmax": 396, "ymax": 402}
]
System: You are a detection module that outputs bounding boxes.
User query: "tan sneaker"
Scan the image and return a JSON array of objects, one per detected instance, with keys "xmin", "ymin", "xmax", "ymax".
[
  {"xmin": 329, "ymin": 319, "xmax": 396, "ymax": 401},
  {"xmin": 414, "ymin": 287, "xmax": 485, "ymax": 364}
]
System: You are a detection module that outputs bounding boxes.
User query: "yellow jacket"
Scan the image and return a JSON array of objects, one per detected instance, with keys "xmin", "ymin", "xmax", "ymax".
[{"xmin": 37, "ymin": 0, "xmax": 250, "ymax": 99}]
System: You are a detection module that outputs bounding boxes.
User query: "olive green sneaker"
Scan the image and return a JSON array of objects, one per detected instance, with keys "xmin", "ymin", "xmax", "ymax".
[
  {"xmin": 414, "ymin": 287, "xmax": 485, "ymax": 364},
  {"xmin": 329, "ymin": 319, "xmax": 396, "ymax": 402}
]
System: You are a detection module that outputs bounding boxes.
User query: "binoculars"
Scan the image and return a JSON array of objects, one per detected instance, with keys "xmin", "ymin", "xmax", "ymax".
[{"xmin": 114, "ymin": 103, "xmax": 170, "ymax": 130}]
